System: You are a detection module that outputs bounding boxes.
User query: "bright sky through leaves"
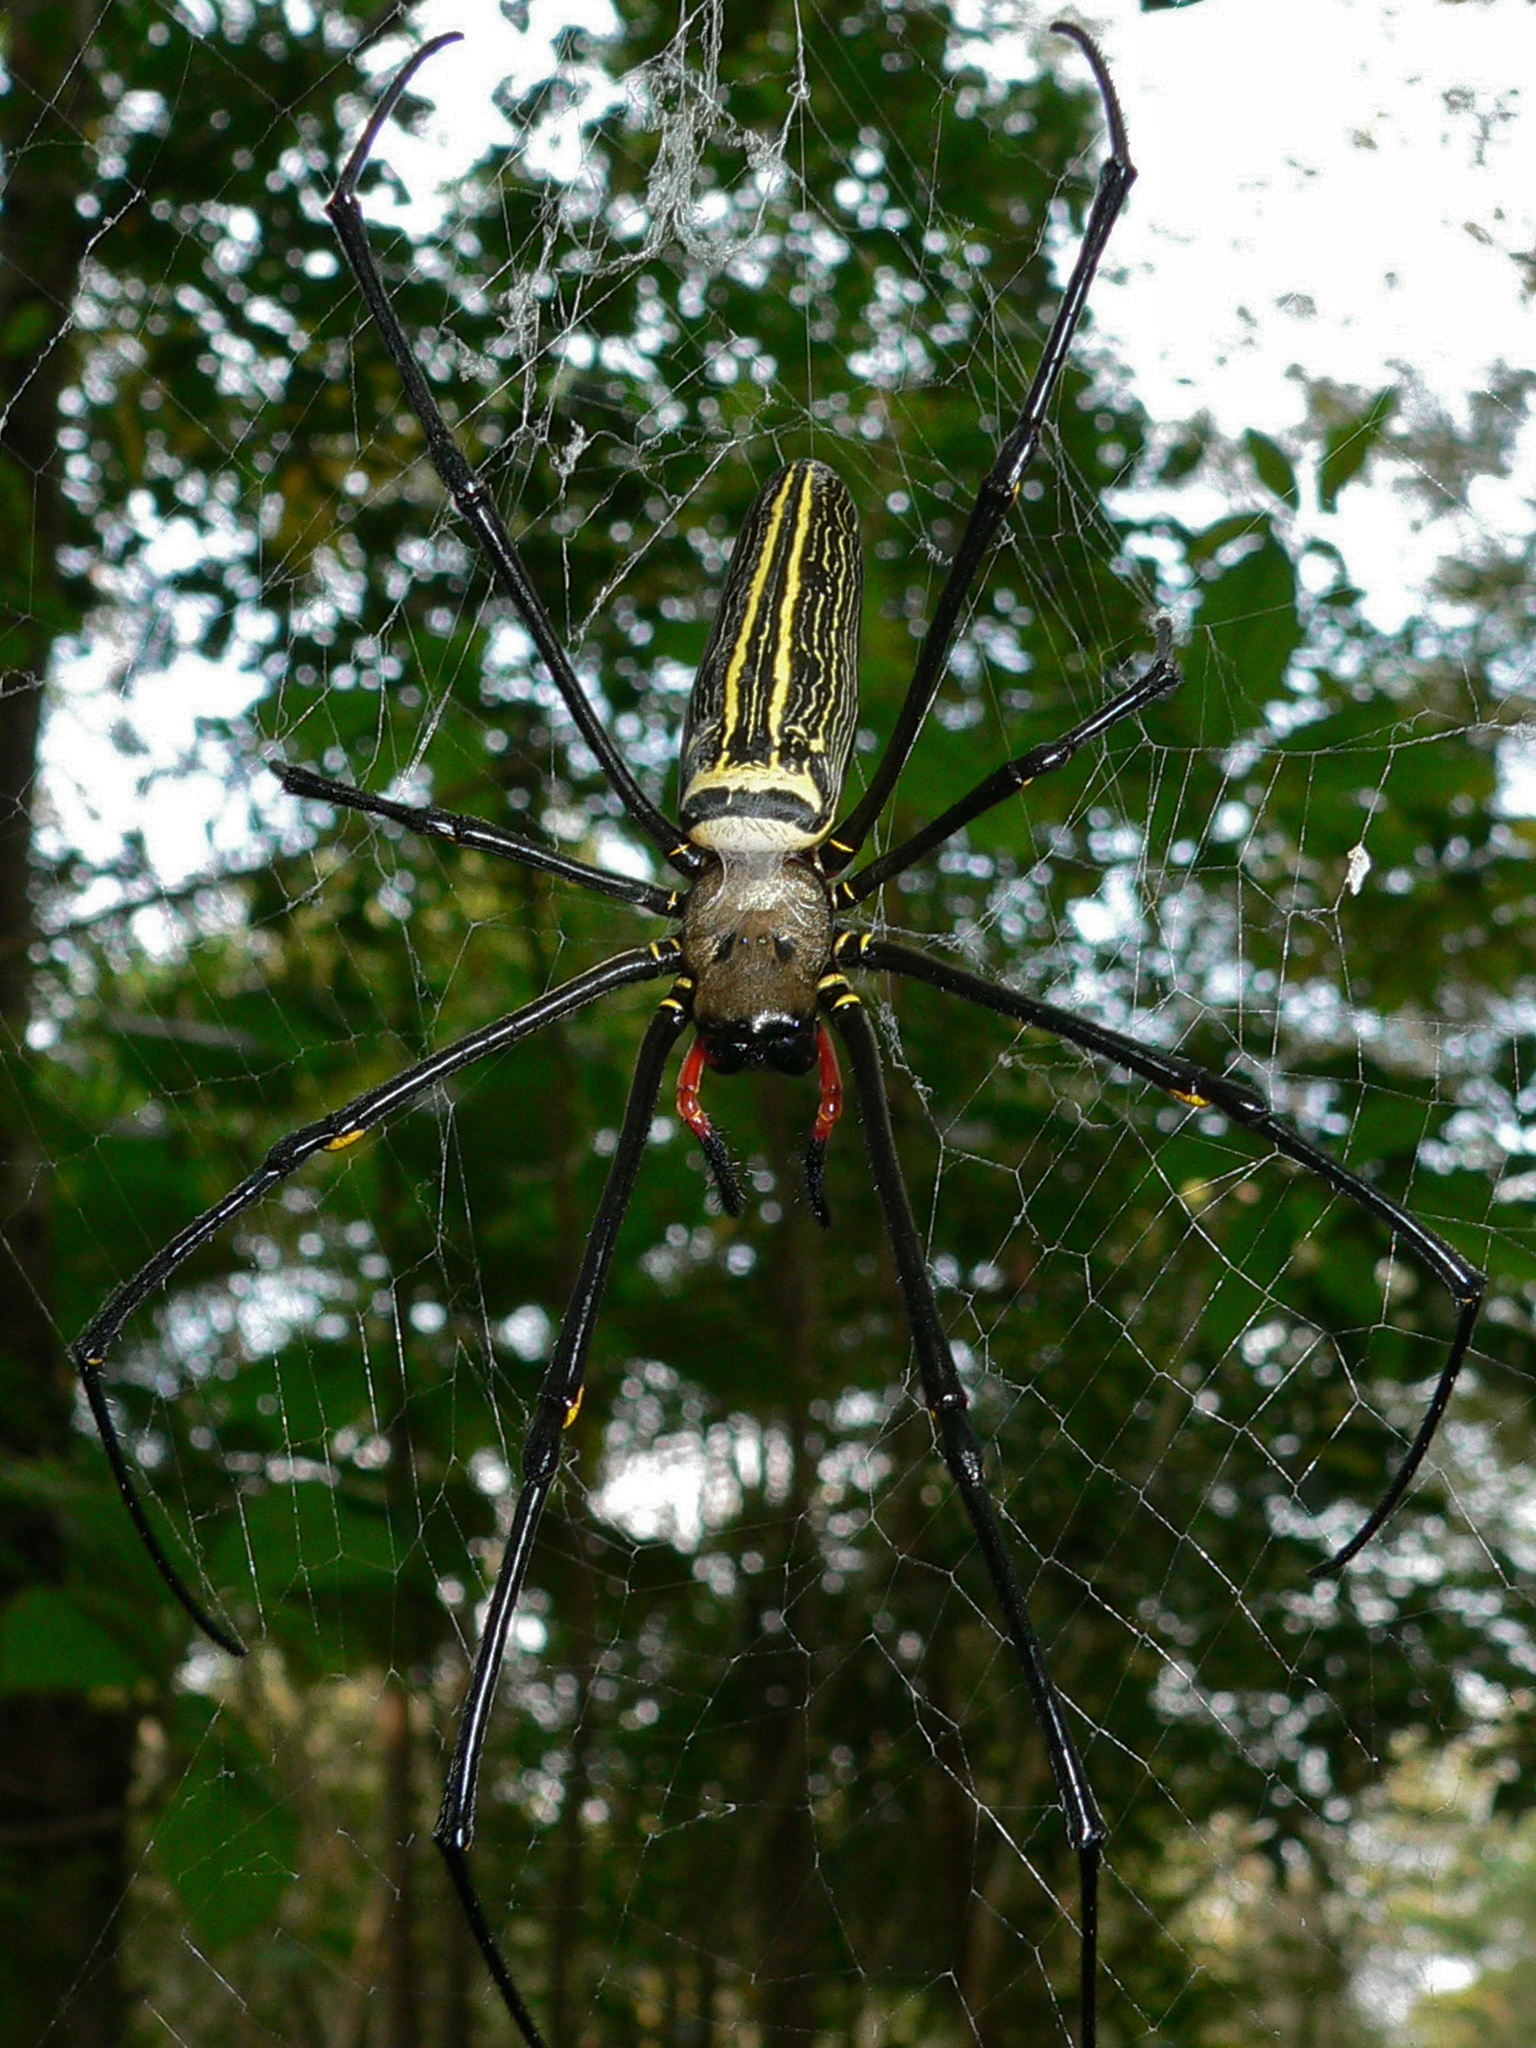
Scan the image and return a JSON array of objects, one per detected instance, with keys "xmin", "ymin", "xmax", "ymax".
[
  {"xmin": 1097, "ymin": 0, "xmax": 1536, "ymax": 633},
  {"xmin": 42, "ymin": 0, "xmax": 1536, "ymax": 909},
  {"xmin": 385, "ymin": 0, "xmax": 1536, "ymax": 627}
]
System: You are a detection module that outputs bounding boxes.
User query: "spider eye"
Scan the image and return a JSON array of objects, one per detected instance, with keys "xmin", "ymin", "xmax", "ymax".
[
  {"xmin": 712, "ymin": 933, "xmax": 737, "ymax": 964},
  {"xmin": 774, "ymin": 936, "xmax": 796, "ymax": 962}
]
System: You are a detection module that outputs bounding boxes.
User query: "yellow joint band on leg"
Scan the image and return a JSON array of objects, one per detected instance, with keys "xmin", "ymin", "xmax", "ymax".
[
  {"xmin": 563, "ymin": 1387, "xmax": 584, "ymax": 1429},
  {"xmin": 818, "ymin": 971, "xmax": 860, "ymax": 1011},
  {"xmin": 1171, "ymin": 1090, "xmax": 1209, "ymax": 1109},
  {"xmin": 324, "ymin": 1127, "xmax": 367, "ymax": 1152}
]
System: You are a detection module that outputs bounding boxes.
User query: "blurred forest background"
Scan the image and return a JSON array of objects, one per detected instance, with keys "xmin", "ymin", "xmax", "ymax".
[{"xmin": 2, "ymin": 1, "xmax": 1534, "ymax": 2044}]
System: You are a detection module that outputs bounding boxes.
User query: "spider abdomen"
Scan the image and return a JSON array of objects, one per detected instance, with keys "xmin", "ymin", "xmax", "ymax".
[{"xmin": 679, "ymin": 459, "xmax": 861, "ymax": 853}]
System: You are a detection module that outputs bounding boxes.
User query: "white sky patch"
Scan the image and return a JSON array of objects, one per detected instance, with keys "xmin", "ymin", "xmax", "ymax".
[
  {"xmin": 1099, "ymin": 2, "xmax": 1536, "ymax": 408},
  {"xmin": 45, "ymin": 631, "xmax": 267, "ymax": 909},
  {"xmin": 1091, "ymin": 0, "xmax": 1536, "ymax": 625},
  {"xmin": 596, "ymin": 1429, "xmax": 714, "ymax": 1548},
  {"xmin": 1357, "ymin": 1945, "xmax": 1481, "ymax": 2029},
  {"xmin": 350, "ymin": 0, "xmax": 624, "ymax": 232}
]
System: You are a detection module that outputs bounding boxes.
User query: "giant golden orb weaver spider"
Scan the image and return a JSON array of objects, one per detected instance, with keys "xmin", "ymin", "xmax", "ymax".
[{"xmin": 72, "ymin": 21, "xmax": 1484, "ymax": 2045}]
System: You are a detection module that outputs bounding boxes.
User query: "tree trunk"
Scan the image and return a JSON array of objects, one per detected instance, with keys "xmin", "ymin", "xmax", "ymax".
[
  {"xmin": 379, "ymin": 1672, "xmax": 421, "ymax": 2048},
  {"xmin": 527, "ymin": 879, "xmax": 595, "ymax": 2048},
  {"xmin": 0, "ymin": 6, "xmax": 134, "ymax": 2044},
  {"xmin": 740, "ymin": 1102, "xmax": 823, "ymax": 2048}
]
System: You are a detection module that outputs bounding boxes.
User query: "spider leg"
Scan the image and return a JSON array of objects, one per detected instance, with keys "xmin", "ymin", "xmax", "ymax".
[
  {"xmin": 326, "ymin": 38, "xmax": 699, "ymax": 878},
  {"xmin": 823, "ymin": 23, "xmax": 1134, "ymax": 874},
  {"xmin": 70, "ymin": 940, "xmax": 680, "ymax": 1655},
  {"xmin": 842, "ymin": 933, "xmax": 1486, "ymax": 1576},
  {"xmin": 434, "ymin": 986, "xmax": 691, "ymax": 2048},
  {"xmin": 822, "ymin": 974, "xmax": 1105, "ymax": 2048},
  {"xmin": 837, "ymin": 620, "xmax": 1179, "ymax": 908},
  {"xmin": 274, "ymin": 760, "xmax": 681, "ymax": 917}
]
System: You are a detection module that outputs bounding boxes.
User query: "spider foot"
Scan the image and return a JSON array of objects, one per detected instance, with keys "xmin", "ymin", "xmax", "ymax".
[
  {"xmin": 804, "ymin": 1134, "xmax": 832, "ymax": 1229},
  {"xmin": 698, "ymin": 1125, "xmax": 747, "ymax": 1218}
]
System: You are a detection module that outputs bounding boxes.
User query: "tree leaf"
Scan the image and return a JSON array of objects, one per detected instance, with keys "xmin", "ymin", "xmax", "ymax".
[
  {"xmin": 1245, "ymin": 429, "xmax": 1300, "ymax": 509},
  {"xmin": 1319, "ymin": 387, "xmax": 1398, "ymax": 510},
  {"xmin": 0, "ymin": 1586, "xmax": 145, "ymax": 1692},
  {"xmin": 153, "ymin": 1729, "xmax": 299, "ymax": 1948}
]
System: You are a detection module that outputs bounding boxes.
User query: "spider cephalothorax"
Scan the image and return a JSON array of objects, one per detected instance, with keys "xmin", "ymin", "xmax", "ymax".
[
  {"xmin": 71, "ymin": 28, "xmax": 1485, "ymax": 2048},
  {"xmin": 677, "ymin": 847, "xmax": 832, "ymax": 1073}
]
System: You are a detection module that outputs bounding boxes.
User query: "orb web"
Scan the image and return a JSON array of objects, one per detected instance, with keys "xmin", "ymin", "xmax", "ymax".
[{"xmin": 20, "ymin": 3, "xmax": 1529, "ymax": 2044}]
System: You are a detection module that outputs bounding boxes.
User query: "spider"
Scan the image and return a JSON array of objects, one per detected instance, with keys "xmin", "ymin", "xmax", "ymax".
[{"xmin": 72, "ymin": 24, "xmax": 1484, "ymax": 2048}]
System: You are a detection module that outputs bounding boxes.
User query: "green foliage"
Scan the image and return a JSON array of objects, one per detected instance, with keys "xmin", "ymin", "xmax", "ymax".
[
  {"xmin": 0, "ymin": 1585, "xmax": 146, "ymax": 1692},
  {"xmin": 151, "ymin": 1704, "xmax": 301, "ymax": 1948},
  {"xmin": 1182, "ymin": 516, "xmax": 1304, "ymax": 734}
]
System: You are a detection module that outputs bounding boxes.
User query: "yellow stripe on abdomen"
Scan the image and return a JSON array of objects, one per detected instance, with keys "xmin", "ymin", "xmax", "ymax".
[{"xmin": 680, "ymin": 460, "xmax": 861, "ymax": 847}]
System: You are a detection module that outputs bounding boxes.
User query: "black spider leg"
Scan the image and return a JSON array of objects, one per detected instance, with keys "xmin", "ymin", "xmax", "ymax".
[
  {"xmin": 842, "ymin": 934, "xmax": 1486, "ymax": 1577},
  {"xmin": 435, "ymin": 984, "xmax": 692, "ymax": 2048},
  {"xmin": 274, "ymin": 761, "xmax": 682, "ymax": 918},
  {"xmin": 326, "ymin": 36, "xmax": 699, "ymax": 878},
  {"xmin": 837, "ymin": 619, "xmax": 1179, "ymax": 908},
  {"xmin": 822, "ymin": 22, "xmax": 1134, "ymax": 874},
  {"xmin": 70, "ymin": 941, "xmax": 680, "ymax": 1655},
  {"xmin": 821, "ymin": 973, "xmax": 1105, "ymax": 2048}
]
